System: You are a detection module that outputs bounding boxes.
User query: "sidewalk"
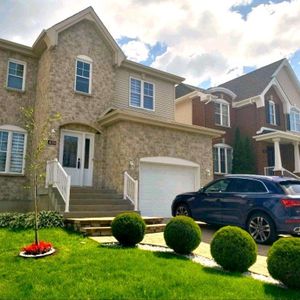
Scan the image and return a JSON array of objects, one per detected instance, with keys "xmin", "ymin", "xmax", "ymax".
[{"xmin": 91, "ymin": 232, "xmax": 269, "ymax": 277}]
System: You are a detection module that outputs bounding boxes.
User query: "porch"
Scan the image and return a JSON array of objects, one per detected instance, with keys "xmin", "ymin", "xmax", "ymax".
[{"xmin": 253, "ymin": 130, "xmax": 300, "ymax": 177}]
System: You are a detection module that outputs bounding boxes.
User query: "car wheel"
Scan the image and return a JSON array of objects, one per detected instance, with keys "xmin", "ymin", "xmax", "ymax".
[
  {"xmin": 175, "ymin": 203, "xmax": 191, "ymax": 217},
  {"xmin": 247, "ymin": 212, "xmax": 277, "ymax": 245}
]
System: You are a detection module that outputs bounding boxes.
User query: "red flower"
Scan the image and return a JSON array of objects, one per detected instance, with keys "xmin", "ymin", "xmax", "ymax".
[{"xmin": 22, "ymin": 241, "xmax": 52, "ymax": 255}]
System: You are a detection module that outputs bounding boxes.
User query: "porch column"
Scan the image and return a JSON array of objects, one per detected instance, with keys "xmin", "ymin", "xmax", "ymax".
[
  {"xmin": 273, "ymin": 138, "xmax": 282, "ymax": 171},
  {"xmin": 293, "ymin": 142, "xmax": 300, "ymax": 173}
]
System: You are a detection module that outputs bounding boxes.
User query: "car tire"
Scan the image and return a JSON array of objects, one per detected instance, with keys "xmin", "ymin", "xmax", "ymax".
[
  {"xmin": 247, "ymin": 212, "xmax": 277, "ymax": 245},
  {"xmin": 174, "ymin": 203, "xmax": 191, "ymax": 217}
]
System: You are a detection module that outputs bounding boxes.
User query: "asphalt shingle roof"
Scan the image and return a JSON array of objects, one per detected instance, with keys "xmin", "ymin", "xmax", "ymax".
[
  {"xmin": 219, "ymin": 59, "xmax": 285, "ymax": 101},
  {"xmin": 175, "ymin": 83, "xmax": 206, "ymax": 99}
]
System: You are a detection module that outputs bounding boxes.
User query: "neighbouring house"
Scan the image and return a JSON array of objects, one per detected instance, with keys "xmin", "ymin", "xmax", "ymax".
[
  {"xmin": 0, "ymin": 7, "xmax": 222, "ymax": 217},
  {"xmin": 175, "ymin": 59, "xmax": 300, "ymax": 179}
]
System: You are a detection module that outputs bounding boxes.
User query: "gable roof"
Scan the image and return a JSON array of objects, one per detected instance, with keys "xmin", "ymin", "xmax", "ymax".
[
  {"xmin": 175, "ymin": 83, "xmax": 207, "ymax": 99},
  {"xmin": 33, "ymin": 6, "xmax": 126, "ymax": 65},
  {"xmin": 219, "ymin": 59, "xmax": 286, "ymax": 101}
]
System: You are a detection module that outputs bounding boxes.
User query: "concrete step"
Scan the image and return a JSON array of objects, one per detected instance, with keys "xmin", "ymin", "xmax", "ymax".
[
  {"xmin": 62, "ymin": 204, "xmax": 133, "ymax": 212},
  {"xmin": 71, "ymin": 188, "xmax": 116, "ymax": 194},
  {"xmin": 63, "ymin": 210, "xmax": 136, "ymax": 218},
  {"xmin": 81, "ymin": 224, "xmax": 166, "ymax": 236},
  {"xmin": 69, "ymin": 198, "xmax": 127, "ymax": 205},
  {"xmin": 70, "ymin": 193, "xmax": 123, "ymax": 200}
]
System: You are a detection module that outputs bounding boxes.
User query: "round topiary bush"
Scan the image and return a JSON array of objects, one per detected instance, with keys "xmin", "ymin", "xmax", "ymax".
[
  {"xmin": 210, "ymin": 226, "xmax": 257, "ymax": 273},
  {"xmin": 267, "ymin": 237, "xmax": 300, "ymax": 289},
  {"xmin": 164, "ymin": 216, "xmax": 201, "ymax": 254},
  {"xmin": 111, "ymin": 212, "xmax": 146, "ymax": 247}
]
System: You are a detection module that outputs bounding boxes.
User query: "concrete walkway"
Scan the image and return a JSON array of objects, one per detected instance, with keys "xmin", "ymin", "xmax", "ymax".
[{"xmin": 91, "ymin": 232, "xmax": 269, "ymax": 277}]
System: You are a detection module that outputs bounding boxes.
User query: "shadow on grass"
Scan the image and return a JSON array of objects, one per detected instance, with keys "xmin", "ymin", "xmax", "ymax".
[
  {"xmin": 153, "ymin": 251, "xmax": 189, "ymax": 261},
  {"xmin": 201, "ymin": 265, "xmax": 243, "ymax": 278}
]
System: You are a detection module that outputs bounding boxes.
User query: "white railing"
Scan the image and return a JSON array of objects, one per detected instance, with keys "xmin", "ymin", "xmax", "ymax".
[
  {"xmin": 46, "ymin": 158, "xmax": 71, "ymax": 212},
  {"xmin": 123, "ymin": 171, "xmax": 138, "ymax": 210},
  {"xmin": 264, "ymin": 166, "xmax": 300, "ymax": 179}
]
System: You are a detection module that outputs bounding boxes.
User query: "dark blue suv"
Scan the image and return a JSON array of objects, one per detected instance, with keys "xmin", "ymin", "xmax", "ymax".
[{"xmin": 171, "ymin": 175, "xmax": 300, "ymax": 244}]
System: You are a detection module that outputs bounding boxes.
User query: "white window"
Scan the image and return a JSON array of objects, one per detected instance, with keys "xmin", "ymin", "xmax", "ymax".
[
  {"xmin": 7, "ymin": 59, "xmax": 26, "ymax": 91},
  {"xmin": 0, "ymin": 126, "xmax": 27, "ymax": 174},
  {"xmin": 268, "ymin": 101, "xmax": 276, "ymax": 125},
  {"xmin": 75, "ymin": 56, "xmax": 92, "ymax": 94},
  {"xmin": 213, "ymin": 144, "xmax": 233, "ymax": 174},
  {"xmin": 130, "ymin": 78, "xmax": 154, "ymax": 111},
  {"xmin": 214, "ymin": 100, "xmax": 230, "ymax": 127},
  {"xmin": 290, "ymin": 108, "xmax": 300, "ymax": 132}
]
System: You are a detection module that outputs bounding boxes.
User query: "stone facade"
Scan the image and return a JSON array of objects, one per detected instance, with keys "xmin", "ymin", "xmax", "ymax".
[{"xmin": 101, "ymin": 120, "xmax": 214, "ymax": 193}]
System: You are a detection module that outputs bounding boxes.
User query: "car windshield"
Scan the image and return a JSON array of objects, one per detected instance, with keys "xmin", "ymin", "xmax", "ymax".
[{"xmin": 279, "ymin": 181, "xmax": 300, "ymax": 195}]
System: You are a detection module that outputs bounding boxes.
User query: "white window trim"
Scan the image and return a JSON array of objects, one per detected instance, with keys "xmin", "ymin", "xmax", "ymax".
[
  {"xmin": 0, "ymin": 125, "xmax": 27, "ymax": 175},
  {"xmin": 268, "ymin": 100, "xmax": 276, "ymax": 125},
  {"xmin": 213, "ymin": 143, "xmax": 232, "ymax": 175},
  {"xmin": 129, "ymin": 76, "xmax": 155, "ymax": 112},
  {"xmin": 6, "ymin": 58, "xmax": 27, "ymax": 92},
  {"xmin": 214, "ymin": 99, "xmax": 230, "ymax": 127},
  {"xmin": 74, "ymin": 56, "xmax": 93, "ymax": 95},
  {"xmin": 290, "ymin": 108, "xmax": 300, "ymax": 132}
]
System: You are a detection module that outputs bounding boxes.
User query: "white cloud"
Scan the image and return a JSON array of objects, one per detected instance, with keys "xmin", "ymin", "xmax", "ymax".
[
  {"xmin": 121, "ymin": 40, "xmax": 150, "ymax": 62},
  {"xmin": 0, "ymin": 0, "xmax": 299, "ymax": 87}
]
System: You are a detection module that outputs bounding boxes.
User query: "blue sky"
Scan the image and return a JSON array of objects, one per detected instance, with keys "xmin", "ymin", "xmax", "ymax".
[{"xmin": 0, "ymin": 0, "xmax": 299, "ymax": 89}]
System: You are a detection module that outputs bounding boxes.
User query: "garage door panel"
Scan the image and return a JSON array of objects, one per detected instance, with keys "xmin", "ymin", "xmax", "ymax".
[{"xmin": 139, "ymin": 162, "xmax": 197, "ymax": 217}]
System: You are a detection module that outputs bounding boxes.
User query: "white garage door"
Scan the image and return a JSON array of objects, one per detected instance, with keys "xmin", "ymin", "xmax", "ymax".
[{"xmin": 139, "ymin": 158, "xmax": 199, "ymax": 217}]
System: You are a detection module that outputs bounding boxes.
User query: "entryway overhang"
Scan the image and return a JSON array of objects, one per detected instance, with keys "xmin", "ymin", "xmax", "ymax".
[{"xmin": 253, "ymin": 130, "xmax": 300, "ymax": 172}]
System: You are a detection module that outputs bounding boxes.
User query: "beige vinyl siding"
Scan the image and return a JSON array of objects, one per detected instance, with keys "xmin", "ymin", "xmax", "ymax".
[
  {"xmin": 175, "ymin": 100, "xmax": 193, "ymax": 124},
  {"xmin": 276, "ymin": 67, "xmax": 300, "ymax": 108},
  {"xmin": 114, "ymin": 67, "xmax": 175, "ymax": 121}
]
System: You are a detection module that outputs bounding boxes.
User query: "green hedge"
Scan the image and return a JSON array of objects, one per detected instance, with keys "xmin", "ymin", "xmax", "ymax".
[
  {"xmin": 0, "ymin": 211, "xmax": 64, "ymax": 230},
  {"xmin": 267, "ymin": 238, "xmax": 300, "ymax": 289}
]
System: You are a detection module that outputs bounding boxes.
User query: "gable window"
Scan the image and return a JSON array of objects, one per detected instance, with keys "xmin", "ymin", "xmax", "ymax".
[
  {"xmin": 213, "ymin": 144, "xmax": 232, "ymax": 174},
  {"xmin": 290, "ymin": 108, "xmax": 300, "ymax": 132},
  {"xmin": 268, "ymin": 101, "xmax": 276, "ymax": 125},
  {"xmin": 7, "ymin": 59, "xmax": 26, "ymax": 91},
  {"xmin": 0, "ymin": 126, "xmax": 27, "ymax": 174},
  {"xmin": 75, "ymin": 57, "xmax": 92, "ymax": 94},
  {"xmin": 130, "ymin": 78, "xmax": 154, "ymax": 111},
  {"xmin": 214, "ymin": 100, "xmax": 230, "ymax": 127}
]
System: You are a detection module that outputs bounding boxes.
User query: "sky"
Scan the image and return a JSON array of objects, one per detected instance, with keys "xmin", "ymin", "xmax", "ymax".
[{"xmin": 0, "ymin": 0, "xmax": 300, "ymax": 89}]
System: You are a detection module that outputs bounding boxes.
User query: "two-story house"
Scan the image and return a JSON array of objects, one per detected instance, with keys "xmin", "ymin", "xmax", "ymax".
[
  {"xmin": 175, "ymin": 59, "xmax": 300, "ymax": 178},
  {"xmin": 0, "ymin": 7, "xmax": 222, "ymax": 217}
]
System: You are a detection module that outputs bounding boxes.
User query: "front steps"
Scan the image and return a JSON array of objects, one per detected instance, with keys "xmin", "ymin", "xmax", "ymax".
[
  {"xmin": 62, "ymin": 187, "xmax": 135, "ymax": 218},
  {"xmin": 65, "ymin": 216, "xmax": 166, "ymax": 236}
]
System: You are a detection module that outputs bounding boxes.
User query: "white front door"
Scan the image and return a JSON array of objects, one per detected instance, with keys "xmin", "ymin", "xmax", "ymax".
[{"xmin": 59, "ymin": 130, "xmax": 94, "ymax": 186}]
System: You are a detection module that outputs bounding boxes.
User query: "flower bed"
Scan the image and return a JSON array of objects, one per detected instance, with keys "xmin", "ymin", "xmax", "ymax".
[{"xmin": 20, "ymin": 241, "xmax": 55, "ymax": 258}]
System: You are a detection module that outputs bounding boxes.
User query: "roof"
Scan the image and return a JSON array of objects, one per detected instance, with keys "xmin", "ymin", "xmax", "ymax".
[
  {"xmin": 175, "ymin": 83, "xmax": 207, "ymax": 99},
  {"xmin": 219, "ymin": 59, "xmax": 286, "ymax": 101}
]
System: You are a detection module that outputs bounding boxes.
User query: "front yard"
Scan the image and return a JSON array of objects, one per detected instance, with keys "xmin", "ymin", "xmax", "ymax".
[{"xmin": 0, "ymin": 228, "xmax": 299, "ymax": 299}]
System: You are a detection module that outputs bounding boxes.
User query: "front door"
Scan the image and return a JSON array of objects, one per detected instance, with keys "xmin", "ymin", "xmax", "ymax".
[{"xmin": 60, "ymin": 130, "xmax": 94, "ymax": 186}]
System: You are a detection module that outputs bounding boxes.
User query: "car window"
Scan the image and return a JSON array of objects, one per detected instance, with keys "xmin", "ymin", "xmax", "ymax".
[
  {"xmin": 226, "ymin": 178, "xmax": 267, "ymax": 193},
  {"xmin": 204, "ymin": 179, "xmax": 230, "ymax": 193},
  {"xmin": 279, "ymin": 181, "xmax": 300, "ymax": 195}
]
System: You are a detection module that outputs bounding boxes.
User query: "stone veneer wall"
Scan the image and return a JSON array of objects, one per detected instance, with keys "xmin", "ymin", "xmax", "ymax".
[
  {"xmin": 0, "ymin": 48, "xmax": 38, "ymax": 207},
  {"xmin": 101, "ymin": 120, "xmax": 214, "ymax": 193}
]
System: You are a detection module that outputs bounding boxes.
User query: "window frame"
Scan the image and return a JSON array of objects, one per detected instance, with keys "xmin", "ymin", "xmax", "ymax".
[
  {"xmin": 74, "ymin": 56, "xmax": 92, "ymax": 95},
  {"xmin": 213, "ymin": 143, "xmax": 233, "ymax": 175},
  {"xmin": 290, "ymin": 108, "xmax": 300, "ymax": 132},
  {"xmin": 214, "ymin": 99, "xmax": 230, "ymax": 127},
  {"xmin": 268, "ymin": 100, "xmax": 276, "ymax": 125},
  {"xmin": 0, "ymin": 125, "xmax": 27, "ymax": 175},
  {"xmin": 6, "ymin": 59, "xmax": 27, "ymax": 92},
  {"xmin": 129, "ymin": 76, "xmax": 155, "ymax": 111}
]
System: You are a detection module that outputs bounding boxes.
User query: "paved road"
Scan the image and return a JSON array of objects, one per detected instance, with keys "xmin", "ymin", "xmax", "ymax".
[{"xmin": 198, "ymin": 222, "xmax": 272, "ymax": 256}]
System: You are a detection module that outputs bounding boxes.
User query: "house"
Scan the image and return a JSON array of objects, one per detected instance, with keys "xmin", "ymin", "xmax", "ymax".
[
  {"xmin": 0, "ymin": 7, "xmax": 222, "ymax": 217},
  {"xmin": 175, "ymin": 59, "xmax": 300, "ymax": 178}
]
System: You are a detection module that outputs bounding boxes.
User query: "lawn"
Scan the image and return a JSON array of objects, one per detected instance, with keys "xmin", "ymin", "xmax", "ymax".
[{"xmin": 0, "ymin": 228, "xmax": 300, "ymax": 300}]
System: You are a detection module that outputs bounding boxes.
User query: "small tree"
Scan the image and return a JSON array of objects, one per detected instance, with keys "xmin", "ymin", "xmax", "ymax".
[
  {"xmin": 243, "ymin": 137, "xmax": 256, "ymax": 174},
  {"xmin": 22, "ymin": 107, "xmax": 61, "ymax": 245}
]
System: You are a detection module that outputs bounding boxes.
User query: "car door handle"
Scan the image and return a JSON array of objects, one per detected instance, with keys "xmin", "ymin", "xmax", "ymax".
[{"xmin": 216, "ymin": 198, "xmax": 221, "ymax": 202}]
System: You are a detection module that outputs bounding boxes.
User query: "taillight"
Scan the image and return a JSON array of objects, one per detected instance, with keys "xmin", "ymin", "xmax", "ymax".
[{"xmin": 281, "ymin": 199, "xmax": 300, "ymax": 208}]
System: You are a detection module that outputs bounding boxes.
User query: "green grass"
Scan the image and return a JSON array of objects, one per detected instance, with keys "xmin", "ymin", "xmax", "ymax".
[{"xmin": 0, "ymin": 228, "xmax": 300, "ymax": 299}]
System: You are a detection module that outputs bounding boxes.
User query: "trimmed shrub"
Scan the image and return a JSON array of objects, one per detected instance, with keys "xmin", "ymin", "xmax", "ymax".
[
  {"xmin": 0, "ymin": 211, "xmax": 64, "ymax": 230},
  {"xmin": 164, "ymin": 216, "xmax": 201, "ymax": 254},
  {"xmin": 267, "ymin": 238, "xmax": 300, "ymax": 289},
  {"xmin": 210, "ymin": 226, "xmax": 257, "ymax": 272},
  {"xmin": 111, "ymin": 212, "xmax": 146, "ymax": 246}
]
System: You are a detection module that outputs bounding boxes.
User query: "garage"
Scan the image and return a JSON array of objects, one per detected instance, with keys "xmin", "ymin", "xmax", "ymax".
[{"xmin": 139, "ymin": 157, "xmax": 200, "ymax": 217}]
